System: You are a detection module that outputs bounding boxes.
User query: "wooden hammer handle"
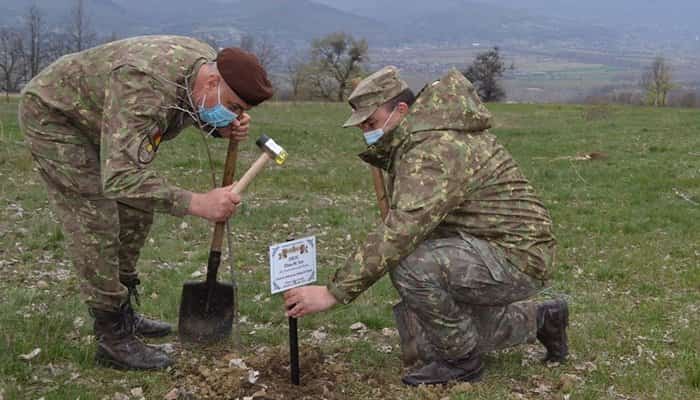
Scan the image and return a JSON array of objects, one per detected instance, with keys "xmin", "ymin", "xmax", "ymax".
[
  {"xmin": 211, "ymin": 139, "xmax": 239, "ymax": 253},
  {"xmin": 371, "ymin": 166, "xmax": 389, "ymax": 221},
  {"xmin": 230, "ymin": 152, "xmax": 272, "ymax": 195}
]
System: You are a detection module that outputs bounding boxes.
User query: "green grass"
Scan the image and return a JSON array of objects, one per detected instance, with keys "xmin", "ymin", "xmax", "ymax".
[{"xmin": 1, "ymin": 98, "xmax": 699, "ymax": 399}]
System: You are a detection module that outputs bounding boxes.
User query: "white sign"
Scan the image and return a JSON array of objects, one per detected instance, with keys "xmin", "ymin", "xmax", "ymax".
[{"xmin": 269, "ymin": 236, "xmax": 317, "ymax": 294}]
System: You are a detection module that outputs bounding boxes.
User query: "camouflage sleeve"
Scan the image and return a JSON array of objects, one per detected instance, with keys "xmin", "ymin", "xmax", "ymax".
[
  {"xmin": 100, "ymin": 65, "xmax": 192, "ymax": 216},
  {"xmin": 328, "ymin": 133, "xmax": 472, "ymax": 304}
]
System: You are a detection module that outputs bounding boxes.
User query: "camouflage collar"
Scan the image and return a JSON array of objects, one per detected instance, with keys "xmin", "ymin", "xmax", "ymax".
[{"xmin": 357, "ymin": 119, "xmax": 412, "ymax": 171}]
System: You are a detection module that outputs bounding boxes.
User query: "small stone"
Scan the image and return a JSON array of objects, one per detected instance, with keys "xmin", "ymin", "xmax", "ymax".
[
  {"xmin": 377, "ymin": 344, "xmax": 393, "ymax": 353},
  {"xmin": 180, "ymin": 222, "xmax": 189, "ymax": 230},
  {"xmin": 131, "ymin": 387, "xmax": 144, "ymax": 397},
  {"xmin": 247, "ymin": 369, "xmax": 260, "ymax": 384},
  {"xmin": 73, "ymin": 317, "xmax": 85, "ymax": 329},
  {"xmin": 19, "ymin": 348, "xmax": 41, "ymax": 360},
  {"xmin": 36, "ymin": 280, "xmax": 49, "ymax": 289},
  {"xmin": 350, "ymin": 322, "xmax": 367, "ymax": 331},
  {"xmin": 229, "ymin": 358, "xmax": 247, "ymax": 369},
  {"xmin": 311, "ymin": 329, "xmax": 328, "ymax": 341},
  {"xmin": 113, "ymin": 393, "xmax": 129, "ymax": 400},
  {"xmin": 190, "ymin": 270, "xmax": 203, "ymax": 278}
]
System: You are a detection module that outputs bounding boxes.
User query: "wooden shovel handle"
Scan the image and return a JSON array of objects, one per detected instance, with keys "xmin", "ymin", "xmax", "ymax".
[
  {"xmin": 211, "ymin": 139, "xmax": 239, "ymax": 253},
  {"xmin": 371, "ymin": 166, "xmax": 389, "ymax": 221}
]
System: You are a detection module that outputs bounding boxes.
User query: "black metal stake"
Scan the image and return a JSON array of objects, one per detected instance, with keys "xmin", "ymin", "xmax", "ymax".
[{"xmin": 289, "ymin": 316, "xmax": 300, "ymax": 385}]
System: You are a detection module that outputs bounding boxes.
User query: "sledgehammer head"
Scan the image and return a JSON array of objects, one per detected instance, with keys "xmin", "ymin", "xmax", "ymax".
[{"xmin": 256, "ymin": 134, "xmax": 288, "ymax": 165}]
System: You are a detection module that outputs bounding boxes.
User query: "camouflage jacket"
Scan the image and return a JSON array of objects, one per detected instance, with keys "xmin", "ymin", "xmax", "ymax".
[
  {"xmin": 328, "ymin": 69, "xmax": 557, "ymax": 304},
  {"xmin": 22, "ymin": 35, "xmax": 217, "ymax": 216}
]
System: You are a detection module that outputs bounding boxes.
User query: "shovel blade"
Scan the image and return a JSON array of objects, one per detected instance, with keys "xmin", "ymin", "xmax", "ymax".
[{"xmin": 178, "ymin": 281, "xmax": 234, "ymax": 343}]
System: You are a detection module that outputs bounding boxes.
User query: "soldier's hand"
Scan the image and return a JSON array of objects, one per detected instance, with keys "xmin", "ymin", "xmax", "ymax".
[
  {"xmin": 187, "ymin": 184, "xmax": 241, "ymax": 222},
  {"xmin": 216, "ymin": 112, "xmax": 251, "ymax": 142},
  {"xmin": 284, "ymin": 285, "xmax": 338, "ymax": 318}
]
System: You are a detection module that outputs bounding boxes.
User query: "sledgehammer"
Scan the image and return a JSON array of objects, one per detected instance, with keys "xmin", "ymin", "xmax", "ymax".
[{"xmin": 178, "ymin": 134, "xmax": 287, "ymax": 343}]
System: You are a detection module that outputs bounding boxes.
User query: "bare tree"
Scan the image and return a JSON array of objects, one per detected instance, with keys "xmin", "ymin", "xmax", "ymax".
[
  {"xmin": 0, "ymin": 28, "xmax": 27, "ymax": 101},
  {"xmin": 43, "ymin": 31, "xmax": 74, "ymax": 65},
  {"xmin": 305, "ymin": 62, "xmax": 337, "ymax": 101},
  {"xmin": 641, "ymin": 56, "xmax": 674, "ymax": 107},
  {"xmin": 462, "ymin": 47, "xmax": 511, "ymax": 102},
  {"xmin": 286, "ymin": 53, "xmax": 309, "ymax": 100},
  {"xmin": 239, "ymin": 34, "xmax": 278, "ymax": 71},
  {"xmin": 70, "ymin": 0, "xmax": 96, "ymax": 52},
  {"xmin": 26, "ymin": 4, "xmax": 43, "ymax": 79},
  {"xmin": 311, "ymin": 32, "xmax": 368, "ymax": 102}
]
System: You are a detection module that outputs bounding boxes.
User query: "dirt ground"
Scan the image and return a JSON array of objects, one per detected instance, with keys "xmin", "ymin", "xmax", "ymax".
[
  {"xmin": 165, "ymin": 339, "xmax": 479, "ymax": 400},
  {"xmin": 171, "ymin": 345, "xmax": 392, "ymax": 400}
]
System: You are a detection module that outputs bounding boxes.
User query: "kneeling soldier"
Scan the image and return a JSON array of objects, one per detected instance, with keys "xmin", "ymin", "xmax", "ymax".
[{"xmin": 283, "ymin": 66, "xmax": 568, "ymax": 385}]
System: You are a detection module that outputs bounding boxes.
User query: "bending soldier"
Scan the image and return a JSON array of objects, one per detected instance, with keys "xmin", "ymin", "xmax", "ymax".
[{"xmin": 19, "ymin": 36, "xmax": 273, "ymax": 370}]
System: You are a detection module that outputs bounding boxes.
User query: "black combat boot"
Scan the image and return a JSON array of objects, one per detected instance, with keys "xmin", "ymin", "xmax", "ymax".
[
  {"xmin": 536, "ymin": 299, "xmax": 569, "ymax": 363},
  {"xmin": 92, "ymin": 306, "xmax": 173, "ymax": 370},
  {"xmin": 122, "ymin": 278, "xmax": 172, "ymax": 338},
  {"xmin": 402, "ymin": 354, "xmax": 484, "ymax": 386}
]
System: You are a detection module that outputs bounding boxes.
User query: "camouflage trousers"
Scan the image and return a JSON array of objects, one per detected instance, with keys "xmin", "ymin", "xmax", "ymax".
[
  {"xmin": 390, "ymin": 236, "xmax": 544, "ymax": 364},
  {"xmin": 19, "ymin": 94, "xmax": 153, "ymax": 311}
]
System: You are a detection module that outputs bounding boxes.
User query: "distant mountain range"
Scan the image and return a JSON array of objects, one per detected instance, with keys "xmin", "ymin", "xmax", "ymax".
[
  {"xmin": 1, "ymin": 0, "xmax": 384, "ymax": 46},
  {"xmin": 1, "ymin": 0, "xmax": 697, "ymax": 51},
  {"xmin": 316, "ymin": 0, "xmax": 700, "ymax": 32}
]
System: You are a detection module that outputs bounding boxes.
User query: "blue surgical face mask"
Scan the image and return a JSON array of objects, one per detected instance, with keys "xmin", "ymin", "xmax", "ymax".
[
  {"xmin": 198, "ymin": 84, "xmax": 238, "ymax": 128},
  {"xmin": 363, "ymin": 108, "xmax": 396, "ymax": 146}
]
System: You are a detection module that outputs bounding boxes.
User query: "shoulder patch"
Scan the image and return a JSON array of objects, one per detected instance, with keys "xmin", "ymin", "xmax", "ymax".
[{"xmin": 137, "ymin": 130, "xmax": 163, "ymax": 164}]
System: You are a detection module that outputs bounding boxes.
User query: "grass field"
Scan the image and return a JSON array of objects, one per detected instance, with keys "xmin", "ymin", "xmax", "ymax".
[{"xmin": 0, "ymin": 98, "xmax": 699, "ymax": 400}]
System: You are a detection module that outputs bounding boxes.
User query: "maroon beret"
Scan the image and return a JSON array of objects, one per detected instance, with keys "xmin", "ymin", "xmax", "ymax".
[{"xmin": 216, "ymin": 47, "xmax": 273, "ymax": 106}]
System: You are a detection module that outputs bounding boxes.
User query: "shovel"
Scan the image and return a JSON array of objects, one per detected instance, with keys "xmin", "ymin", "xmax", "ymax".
[{"xmin": 178, "ymin": 138, "xmax": 239, "ymax": 343}]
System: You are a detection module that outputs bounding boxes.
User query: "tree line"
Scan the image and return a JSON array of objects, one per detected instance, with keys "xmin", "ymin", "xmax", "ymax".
[
  {"xmin": 3, "ymin": 3, "xmax": 695, "ymax": 110},
  {"xmin": 581, "ymin": 56, "xmax": 697, "ymax": 108},
  {"xmin": 2, "ymin": 2, "xmax": 508, "ymax": 106},
  {"xmin": 281, "ymin": 39, "xmax": 510, "ymax": 102},
  {"xmin": 0, "ymin": 1, "xmax": 106, "ymax": 101}
]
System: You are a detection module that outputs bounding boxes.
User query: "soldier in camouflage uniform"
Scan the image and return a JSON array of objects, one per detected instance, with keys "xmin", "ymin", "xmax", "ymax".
[
  {"xmin": 284, "ymin": 66, "xmax": 569, "ymax": 385},
  {"xmin": 18, "ymin": 36, "xmax": 273, "ymax": 370}
]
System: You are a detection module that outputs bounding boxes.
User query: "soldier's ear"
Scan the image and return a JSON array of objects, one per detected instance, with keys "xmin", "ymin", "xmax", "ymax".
[
  {"xmin": 397, "ymin": 102, "xmax": 409, "ymax": 115},
  {"xmin": 205, "ymin": 67, "xmax": 221, "ymax": 90}
]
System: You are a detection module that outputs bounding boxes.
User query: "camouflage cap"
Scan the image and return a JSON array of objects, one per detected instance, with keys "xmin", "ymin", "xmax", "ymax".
[{"xmin": 343, "ymin": 65, "xmax": 409, "ymax": 128}]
